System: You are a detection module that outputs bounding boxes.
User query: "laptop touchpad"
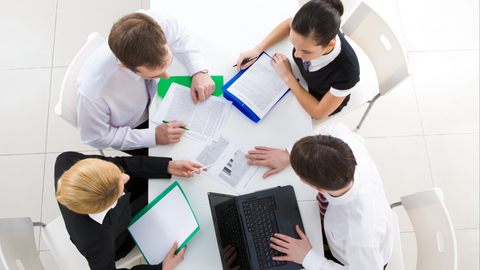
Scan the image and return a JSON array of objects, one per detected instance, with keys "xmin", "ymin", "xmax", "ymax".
[{"xmin": 282, "ymin": 222, "xmax": 294, "ymax": 237}]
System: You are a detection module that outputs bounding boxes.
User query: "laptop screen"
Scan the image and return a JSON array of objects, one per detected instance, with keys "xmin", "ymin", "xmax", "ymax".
[{"xmin": 209, "ymin": 193, "xmax": 251, "ymax": 270}]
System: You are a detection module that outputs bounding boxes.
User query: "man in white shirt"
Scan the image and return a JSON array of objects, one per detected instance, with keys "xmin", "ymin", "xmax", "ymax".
[
  {"xmin": 247, "ymin": 124, "xmax": 393, "ymax": 269},
  {"xmin": 77, "ymin": 10, "xmax": 215, "ymax": 154}
]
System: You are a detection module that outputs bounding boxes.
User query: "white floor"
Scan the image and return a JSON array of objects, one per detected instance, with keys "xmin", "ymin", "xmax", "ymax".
[{"xmin": 0, "ymin": 0, "xmax": 478, "ymax": 269}]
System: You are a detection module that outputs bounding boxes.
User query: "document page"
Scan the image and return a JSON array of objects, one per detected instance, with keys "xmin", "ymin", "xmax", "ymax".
[
  {"xmin": 185, "ymin": 131, "xmax": 260, "ymax": 194},
  {"xmin": 128, "ymin": 184, "xmax": 198, "ymax": 265},
  {"xmin": 227, "ymin": 53, "xmax": 290, "ymax": 119},
  {"xmin": 152, "ymin": 83, "xmax": 231, "ymax": 144}
]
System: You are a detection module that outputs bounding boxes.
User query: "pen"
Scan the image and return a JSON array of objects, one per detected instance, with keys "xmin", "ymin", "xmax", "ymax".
[
  {"xmin": 162, "ymin": 120, "xmax": 189, "ymax": 131},
  {"xmin": 191, "ymin": 163, "xmax": 217, "ymax": 173},
  {"xmin": 233, "ymin": 56, "xmax": 259, "ymax": 67}
]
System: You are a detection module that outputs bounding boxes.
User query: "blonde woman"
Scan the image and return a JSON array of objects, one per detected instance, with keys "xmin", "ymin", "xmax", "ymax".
[{"xmin": 55, "ymin": 151, "xmax": 203, "ymax": 270}]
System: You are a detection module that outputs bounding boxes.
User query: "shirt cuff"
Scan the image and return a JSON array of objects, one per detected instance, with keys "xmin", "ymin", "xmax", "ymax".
[
  {"xmin": 303, "ymin": 249, "xmax": 327, "ymax": 270},
  {"xmin": 186, "ymin": 59, "xmax": 208, "ymax": 76},
  {"xmin": 141, "ymin": 128, "xmax": 157, "ymax": 148}
]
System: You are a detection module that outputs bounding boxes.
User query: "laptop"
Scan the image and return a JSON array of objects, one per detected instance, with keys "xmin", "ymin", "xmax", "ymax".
[{"xmin": 208, "ymin": 185, "xmax": 304, "ymax": 270}]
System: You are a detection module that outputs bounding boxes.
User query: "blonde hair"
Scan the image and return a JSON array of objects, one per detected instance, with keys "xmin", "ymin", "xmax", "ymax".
[{"xmin": 56, "ymin": 158, "xmax": 122, "ymax": 214}]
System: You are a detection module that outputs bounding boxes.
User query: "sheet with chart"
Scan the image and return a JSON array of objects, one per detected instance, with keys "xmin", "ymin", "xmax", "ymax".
[
  {"xmin": 152, "ymin": 83, "xmax": 232, "ymax": 145},
  {"xmin": 185, "ymin": 131, "xmax": 260, "ymax": 194}
]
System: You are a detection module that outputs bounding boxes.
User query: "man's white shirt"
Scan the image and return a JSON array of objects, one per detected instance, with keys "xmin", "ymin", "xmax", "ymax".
[
  {"xmin": 76, "ymin": 9, "xmax": 207, "ymax": 150},
  {"xmin": 302, "ymin": 124, "xmax": 393, "ymax": 270}
]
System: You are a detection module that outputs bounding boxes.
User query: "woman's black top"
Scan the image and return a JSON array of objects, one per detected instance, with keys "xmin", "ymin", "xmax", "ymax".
[{"xmin": 292, "ymin": 31, "xmax": 360, "ymax": 114}]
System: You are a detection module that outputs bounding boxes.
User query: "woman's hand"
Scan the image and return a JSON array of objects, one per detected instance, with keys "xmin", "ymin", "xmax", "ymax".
[
  {"xmin": 236, "ymin": 49, "xmax": 262, "ymax": 72},
  {"xmin": 162, "ymin": 241, "xmax": 187, "ymax": 270},
  {"xmin": 167, "ymin": 160, "xmax": 203, "ymax": 178},
  {"xmin": 271, "ymin": 53, "xmax": 295, "ymax": 83}
]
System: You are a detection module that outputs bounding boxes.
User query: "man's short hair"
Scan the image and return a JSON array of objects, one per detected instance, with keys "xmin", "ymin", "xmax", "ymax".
[
  {"xmin": 108, "ymin": 13, "xmax": 168, "ymax": 72},
  {"xmin": 290, "ymin": 135, "xmax": 357, "ymax": 191}
]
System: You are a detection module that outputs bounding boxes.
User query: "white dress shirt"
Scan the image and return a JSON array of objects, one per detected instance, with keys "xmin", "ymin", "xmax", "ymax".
[
  {"xmin": 302, "ymin": 123, "xmax": 393, "ymax": 270},
  {"xmin": 303, "ymin": 35, "xmax": 355, "ymax": 98},
  {"xmin": 76, "ymin": 9, "xmax": 207, "ymax": 150}
]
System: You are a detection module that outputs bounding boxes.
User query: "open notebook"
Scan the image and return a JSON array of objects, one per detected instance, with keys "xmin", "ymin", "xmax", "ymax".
[{"xmin": 128, "ymin": 181, "xmax": 200, "ymax": 265}]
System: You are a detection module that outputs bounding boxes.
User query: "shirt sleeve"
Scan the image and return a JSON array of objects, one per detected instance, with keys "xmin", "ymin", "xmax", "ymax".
[
  {"xmin": 302, "ymin": 247, "xmax": 386, "ymax": 270},
  {"xmin": 329, "ymin": 86, "xmax": 355, "ymax": 98},
  {"xmin": 77, "ymin": 93, "xmax": 157, "ymax": 150},
  {"xmin": 142, "ymin": 9, "xmax": 207, "ymax": 76}
]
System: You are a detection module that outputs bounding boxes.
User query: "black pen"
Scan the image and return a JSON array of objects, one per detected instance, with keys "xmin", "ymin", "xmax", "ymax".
[{"xmin": 233, "ymin": 56, "xmax": 259, "ymax": 67}]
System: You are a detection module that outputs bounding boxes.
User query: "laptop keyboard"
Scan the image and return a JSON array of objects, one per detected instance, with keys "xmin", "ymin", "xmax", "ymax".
[
  {"xmin": 221, "ymin": 206, "xmax": 251, "ymax": 270},
  {"xmin": 243, "ymin": 197, "xmax": 287, "ymax": 269}
]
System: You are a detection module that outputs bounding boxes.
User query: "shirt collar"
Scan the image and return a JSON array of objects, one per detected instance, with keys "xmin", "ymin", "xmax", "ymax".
[
  {"xmin": 124, "ymin": 68, "xmax": 143, "ymax": 81},
  {"xmin": 307, "ymin": 35, "xmax": 341, "ymax": 72},
  {"xmin": 88, "ymin": 193, "xmax": 124, "ymax": 224},
  {"xmin": 324, "ymin": 169, "xmax": 360, "ymax": 206}
]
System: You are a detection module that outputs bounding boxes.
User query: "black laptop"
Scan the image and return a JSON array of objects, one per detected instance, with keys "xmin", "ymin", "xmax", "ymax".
[{"xmin": 208, "ymin": 185, "xmax": 304, "ymax": 270}]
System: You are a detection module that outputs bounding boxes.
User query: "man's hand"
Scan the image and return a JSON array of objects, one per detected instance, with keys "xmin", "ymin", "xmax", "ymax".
[
  {"xmin": 223, "ymin": 245, "xmax": 241, "ymax": 270},
  {"xmin": 245, "ymin": 146, "xmax": 290, "ymax": 178},
  {"xmin": 191, "ymin": 72, "xmax": 215, "ymax": 104},
  {"xmin": 155, "ymin": 121, "xmax": 187, "ymax": 145},
  {"xmin": 168, "ymin": 160, "xmax": 203, "ymax": 178},
  {"xmin": 270, "ymin": 225, "xmax": 312, "ymax": 265},
  {"xmin": 162, "ymin": 241, "xmax": 187, "ymax": 270}
]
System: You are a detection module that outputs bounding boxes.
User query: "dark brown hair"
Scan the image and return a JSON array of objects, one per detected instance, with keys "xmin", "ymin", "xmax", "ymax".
[
  {"xmin": 108, "ymin": 13, "xmax": 168, "ymax": 72},
  {"xmin": 292, "ymin": 0, "xmax": 343, "ymax": 47},
  {"xmin": 290, "ymin": 134, "xmax": 356, "ymax": 191}
]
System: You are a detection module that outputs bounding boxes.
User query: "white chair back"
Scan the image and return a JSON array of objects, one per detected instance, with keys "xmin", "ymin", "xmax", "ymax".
[
  {"xmin": 0, "ymin": 217, "xmax": 45, "ymax": 270},
  {"xmin": 42, "ymin": 216, "xmax": 142, "ymax": 269},
  {"xmin": 42, "ymin": 216, "xmax": 89, "ymax": 270},
  {"xmin": 54, "ymin": 32, "xmax": 104, "ymax": 127},
  {"xmin": 341, "ymin": 2, "xmax": 410, "ymax": 96},
  {"xmin": 401, "ymin": 188, "xmax": 457, "ymax": 270}
]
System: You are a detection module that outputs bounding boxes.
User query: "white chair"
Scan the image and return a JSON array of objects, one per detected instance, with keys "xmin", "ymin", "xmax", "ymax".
[
  {"xmin": 0, "ymin": 216, "xmax": 142, "ymax": 270},
  {"xmin": 55, "ymin": 32, "xmax": 105, "ymax": 156},
  {"xmin": 43, "ymin": 216, "xmax": 142, "ymax": 270},
  {"xmin": 313, "ymin": 1, "xmax": 411, "ymax": 129},
  {"xmin": 0, "ymin": 217, "xmax": 45, "ymax": 270},
  {"xmin": 388, "ymin": 188, "xmax": 458, "ymax": 270}
]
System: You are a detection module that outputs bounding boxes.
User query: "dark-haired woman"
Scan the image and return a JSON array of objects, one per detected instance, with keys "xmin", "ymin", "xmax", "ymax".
[{"xmin": 236, "ymin": 0, "xmax": 359, "ymax": 120}]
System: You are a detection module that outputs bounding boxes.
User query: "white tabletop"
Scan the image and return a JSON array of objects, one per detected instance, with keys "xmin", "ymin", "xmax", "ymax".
[{"xmin": 147, "ymin": 0, "xmax": 323, "ymax": 268}]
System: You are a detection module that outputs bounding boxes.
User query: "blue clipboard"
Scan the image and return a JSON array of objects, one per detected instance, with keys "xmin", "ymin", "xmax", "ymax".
[{"xmin": 222, "ymin": 52, "xmax": 291, "ymax": 123}]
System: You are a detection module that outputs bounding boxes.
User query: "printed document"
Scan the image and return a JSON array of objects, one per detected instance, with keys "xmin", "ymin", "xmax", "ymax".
[
  {"xmin": 185, "ymin": 131, "xmax": 260, "ymax": 194},
  {"xmin": 226, "ymin": 53, "xmax": 289, "ymax": 119},
  {"xmin": 153, "ymin": 83, "xmax": 231, "ymax": 144}
]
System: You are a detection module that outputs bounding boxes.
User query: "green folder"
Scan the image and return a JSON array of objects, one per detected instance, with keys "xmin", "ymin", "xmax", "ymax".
[
  {"xmin": 128, "ymin": 181, "xmax": 200, "ymax": 265},
  {"xmin": 157, "ymin": 75, "xmax": 224, "ymax": 98}
]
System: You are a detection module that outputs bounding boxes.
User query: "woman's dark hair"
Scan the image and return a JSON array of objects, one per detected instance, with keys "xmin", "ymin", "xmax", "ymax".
[
  {"xmin": 292, "ymin": 0, "xmax": 344, "ymax": 47},
  {"xmin": 290, "ymin": 134, "xmax": 356, "ymax": 191}
]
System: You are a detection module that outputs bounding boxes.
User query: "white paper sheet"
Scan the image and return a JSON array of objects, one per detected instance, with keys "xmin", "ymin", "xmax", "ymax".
[
  {"xmin": 185, "ymin": 131, "xmax": 260, "ymax": 194},
  {"xmin": 226, "ymin": 53, "xmax": 290, "ymax": 119},
  {"xmin": 152, "ymin": 83, "xmax": 231, "ymax": 144},
  {"xmin": 128, "ymin": 185, "xmax": 198, "ymax": 265}
]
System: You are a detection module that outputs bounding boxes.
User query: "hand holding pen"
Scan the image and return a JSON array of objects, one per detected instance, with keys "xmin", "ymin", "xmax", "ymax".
[
  {"xmin": 162, "ymin": 120, "xmax": 189, "ymax": 130},
  {"xmin": 233, "ymin": 56, "xmax": 258, "ymax": 68},
  {"xmin": 235, "ymin": 50, "xmax": 261, "ymax": 71}
]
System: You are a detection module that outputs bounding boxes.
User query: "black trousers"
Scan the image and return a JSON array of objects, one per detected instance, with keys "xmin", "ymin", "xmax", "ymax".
[
  {"xmin": 114, "ymin": 177, "xmax": 149, "ymax": 261},
  {"xmin": 122, "ymin": 120, "xmax": 149, "ymax": 156}
]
